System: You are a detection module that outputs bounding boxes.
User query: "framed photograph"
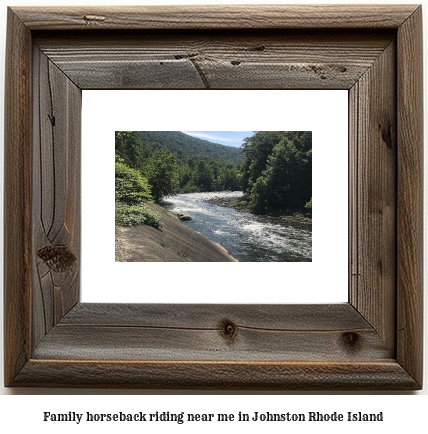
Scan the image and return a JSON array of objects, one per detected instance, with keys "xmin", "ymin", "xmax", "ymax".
[{"xmin": 4, "ymin": 5, "xmax": 423, "ymax": 389}]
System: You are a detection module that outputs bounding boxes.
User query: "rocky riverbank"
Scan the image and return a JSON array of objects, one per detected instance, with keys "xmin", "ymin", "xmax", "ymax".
[
  {"xmin": 204, "ymin": 194, "xmax": 312, "ymax": 227},
  {"xmin": 115, "ymin": 202, "xmax": 238, "ymax": 262},
  {"xmin": 204, "ymin": 194, "xmax": 241, "ymax": 209}
]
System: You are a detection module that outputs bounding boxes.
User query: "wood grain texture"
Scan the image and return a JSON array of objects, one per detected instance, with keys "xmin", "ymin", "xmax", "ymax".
[
  {"xmin": 12, "ymin": 360, "xmax": 419, "ymax": 390},
  {"xmin": 34, "ymin": 31, "xmax": 393, "ymax": 90},
  {"xmin": 12, "ymin": 5, "xmax": 419, "ymax": 30},
  {"xmin": 31, "ymin": 47, "xmax": 81, "ymax": 348},
  {"xmin": 349, "ymin": 40, "xmax": 397, "ymax": 352},
  {"xmin": 3, "ymin": 8, "xmax": 32, "ymax": 387},
  {"xmin": 396, "ymin": 6, "xmax": 423, "ymax": 387},
  {"xmin": 61, "ymin": 303, "xmax": 371, "ymax": 329},
  {"xmin": 33, "ymin": 304, "xmax": 391, "ymax": 362},
  {"xmin": 4, "ymin": 6, "xmax": 423, "ymax": 390}
]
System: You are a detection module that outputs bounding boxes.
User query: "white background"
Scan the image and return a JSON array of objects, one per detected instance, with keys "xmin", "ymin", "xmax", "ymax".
[
  {"xmin": 82, "ymin": 90, "xmax": 348, "ymax": 304},
  {"xmin": 0, "ymin": 0, "xmax": 427, "ymax": 430}
]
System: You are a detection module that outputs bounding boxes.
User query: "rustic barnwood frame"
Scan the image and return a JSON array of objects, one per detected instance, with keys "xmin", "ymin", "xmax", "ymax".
[{"xmin": 4, "ymin": 5, "xmax": 423, "ymax": 389}]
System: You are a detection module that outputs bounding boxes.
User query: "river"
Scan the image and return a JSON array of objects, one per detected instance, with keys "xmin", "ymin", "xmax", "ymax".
[{"xmin": 161, "ymin": 192, "xmax": 312, "ymax": 262}]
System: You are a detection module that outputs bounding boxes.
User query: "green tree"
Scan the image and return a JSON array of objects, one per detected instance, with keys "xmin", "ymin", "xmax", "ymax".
[
  {"xmin": 264, "ymin": 138, "xmax": 300, "ymax": 209},
  {"xmin": 240, "ymin": 131, "xmax": 286, "ymax": 192},
  {"xmin": 241, "ymin": 131, "xmax": 312, "ymax": 215},
  {"xmin": 187, "ymin": 158, "xmax": 196, "ymax": 170},
  {"xmin": 250, "ymin": 177, "xmax": 268, "ymax": 214},
  {"xmin": 196, "ymin": 160, "xmax": 214, "ymax": 191},
  {"xmin": 146, "ymin": 149, "xmax": 179, "ymax": 202},
  {"xmin": 115, "ymin": 131, "xmax": 152, "ymax": 172},
  {"xmin": 263, "ymin": 135, "xmax": 312, "ymax": 210},
  {"xmin": 115, "ymin": 156, "xmax": 152, "ymax": 205},
  {"xmin": 223, "ymin": 164, "xmax": 241, "ymax": 191}
]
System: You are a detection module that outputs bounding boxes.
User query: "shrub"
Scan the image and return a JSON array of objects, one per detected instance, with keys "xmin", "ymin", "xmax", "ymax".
[
  {"xmin": 115, "ymin": 160, "xmax": 152, "ymax": 205},
  {"xmin": 115, "ymin": 202, "xmax": 162, "ymax": 229},
  {"xmin": 304, "ymin": 197, "xmax": 312, "ymax": 217}
]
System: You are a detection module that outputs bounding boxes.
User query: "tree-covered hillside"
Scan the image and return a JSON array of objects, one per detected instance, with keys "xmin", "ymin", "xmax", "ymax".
[
  {"xmin": 139, "ymin": 131, "xmax": 244, "ymax": 165},
  {"xmin": 115, "ymin": 131, "xmax": 242, "ymax": 196}
]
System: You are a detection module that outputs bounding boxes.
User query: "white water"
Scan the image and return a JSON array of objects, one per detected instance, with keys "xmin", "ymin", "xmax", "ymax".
[{"xmin": 162, "ymin": 192, "xmax": 312, "ymax": 262}]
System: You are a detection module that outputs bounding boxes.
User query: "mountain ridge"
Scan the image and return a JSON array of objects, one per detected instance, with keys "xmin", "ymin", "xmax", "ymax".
[{"xmin": 138, "ymin": 131, "xmax": 245, "ymax": 164}]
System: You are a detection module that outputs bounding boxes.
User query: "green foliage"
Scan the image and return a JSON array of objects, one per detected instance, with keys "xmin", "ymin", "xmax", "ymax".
[
  {"xmin": 240, "ymin": 131, "xmax": 312, "ymax": 215},
  {"xmin": 196, "ymin": 160, "xmax": 214, "ymax": 191},
  {"xmin": 115, "ymin": 131, "xmax": 153, "ymax": 171},
  {"xmin": 181, "ymin": 182, "xmax": 200, "ymax": 193},
  {"xmin": 177, "ymin": 158, "xmax": 241, "ymax": 193},
  {"xmin": 250, "ymin": 177, "xmax": 268, "ymax": 214},
  {"xmin": 146, "ymin": 149, "xmax": 179, "ymax": 202},
  {"xmin": 114, "ymin": 157, "xmax": 161, "ymax": 229},
  {"xmin": 115, "ymin": 131, "xmax": 243, "ymax": 195},
  {"xmin": 115, "ymin": 202, "xmax": 161, "ymax": 229},
  {"xmin": 304, "ymin": 197, "xmax": 312, "ymax": 217},
  {"xmin": 240, "ymin": 131, "xmax": 286, "ymax": 192},
  {"xmin": 115, "ymin": 130, "xmax": 311, "ymax": 219},
  {"xmin": 138, "ymin": 131, "xmax": 244, "ymax": 165},
  {"xmin": 115, "ymin": 158, "xmax": 152, "ymax": 205}
]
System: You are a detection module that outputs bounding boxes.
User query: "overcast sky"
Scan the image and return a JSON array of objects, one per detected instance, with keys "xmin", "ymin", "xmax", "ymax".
[{"xmin": 181, "ymin": 131, "xmax": 255, "ymax": 148}]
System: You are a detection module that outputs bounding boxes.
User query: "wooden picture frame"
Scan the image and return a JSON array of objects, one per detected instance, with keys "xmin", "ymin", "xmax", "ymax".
[{"xmin": 4, "ymin": 5, "xmax": 423, "ymax": 390}]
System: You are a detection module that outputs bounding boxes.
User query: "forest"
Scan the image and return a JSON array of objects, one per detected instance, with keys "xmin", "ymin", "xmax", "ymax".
[
  {"xmin": 115, "ymin": 131, "xmax": 242, "ymax": 195},
  {"xmin": 240, "ymin": 131, "xmax": 312, "ymax": 216},
  {"xmin": 115, "ymin": 131, "xmax": 312, "ymax": 228},
  {"xmin": 138, "ymin": 131, "xmax": 243, "ymax": 164}
]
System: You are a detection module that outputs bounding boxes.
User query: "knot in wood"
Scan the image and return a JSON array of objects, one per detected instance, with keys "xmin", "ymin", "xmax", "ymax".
[
  {"xmin": 37, "ymin": 245, "xmax": 76, "ymax": 272},
  {"xmin": 378, "ymin": 122, "xmax": 393, "ymax": 149},
  {"xmin": 341, "ymin": 332, "xmax": 361, "ymax": 350},
  {"xmin": 219, "ymin": 320, "xmax": 238, "ymax": 340}
]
